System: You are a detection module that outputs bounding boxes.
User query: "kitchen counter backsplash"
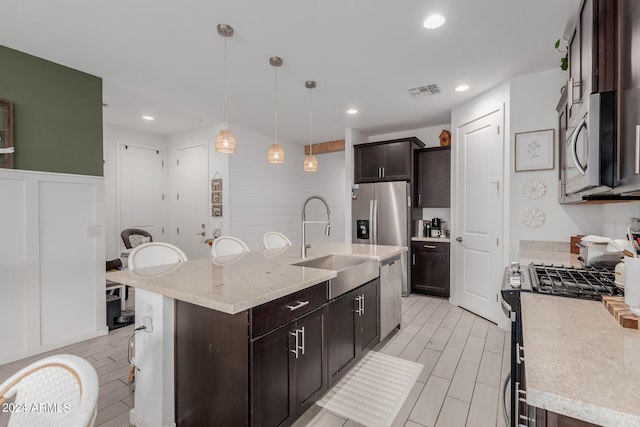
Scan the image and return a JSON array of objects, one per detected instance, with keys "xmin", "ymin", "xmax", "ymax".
[{"xmin": 518, "ymin": 240, "xmax": 581, "ymax": 267}]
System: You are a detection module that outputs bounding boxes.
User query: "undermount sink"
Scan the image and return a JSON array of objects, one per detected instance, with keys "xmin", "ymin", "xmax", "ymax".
[{"xmin": 293, "ymin": 254, "xmax": 379, "ymax": 299}]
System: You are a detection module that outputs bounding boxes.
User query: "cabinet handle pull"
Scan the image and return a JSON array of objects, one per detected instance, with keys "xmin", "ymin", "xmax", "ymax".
[
  {"xmin": 361, "ymin": 294, "xmax": 365, "ymax": 315},
  {"xmin": 412, "ymin": 254, "xmax": 415, "ymax": 265},
  {"xmin": 635, "ymin": 125, "xmax": 640, "ymax": 174},
  {"xmin": 287, "ymin": 300, "xmax": 310, "ymax": 311},
  {"xmin": 423, "ymin": 245, "xmax": 436, "ymax": 249},
  {"xmin": 381, "ymin": 167, "xmax": 385, "ymax": 178},
  {"xmin": 354, "ymin": 295, "xmax": 363, "ymax": 316},
  {"xmin": 418, "ymin": 194, "xmax": 421, "ymax": 205},
  {"xmin": 299, "ymin": 326, "xmax": 305, "ymax": 355},
  {"xmin": 517, "ymin": 344, "xmax": 525, "ymax": 365},
  {"xmin": 290, "ymin": 330, "xmax": 299, "ymax": 358}
]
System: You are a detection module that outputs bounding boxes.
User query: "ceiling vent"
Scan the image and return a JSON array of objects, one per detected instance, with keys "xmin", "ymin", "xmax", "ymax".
[{"xmin": 407, "ymin": 84, "xmax": 441, "ymax": 98}]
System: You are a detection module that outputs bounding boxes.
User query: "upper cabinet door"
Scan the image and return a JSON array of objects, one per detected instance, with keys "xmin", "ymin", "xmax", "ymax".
[
  {"xmin": 381, "ymin": 142, "xmax": 412, "ymax": 181},
  {"xmin": 416, "ymin": 147, "xmax": 451, "ymax": 207},
  {"xmin": 354, "ymin": 145, "xmax": 385, "ymax": 182}
]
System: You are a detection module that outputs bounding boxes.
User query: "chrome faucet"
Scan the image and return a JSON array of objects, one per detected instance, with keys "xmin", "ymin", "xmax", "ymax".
[{"xmin": 301, "ymin": 195, "xmax": 331, "ymax": 258}]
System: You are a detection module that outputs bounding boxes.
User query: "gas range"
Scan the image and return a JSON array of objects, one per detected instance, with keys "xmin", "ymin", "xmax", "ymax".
[{"xmin": 501, "ymin": 262, "xmax": 621, "ymax": 314}]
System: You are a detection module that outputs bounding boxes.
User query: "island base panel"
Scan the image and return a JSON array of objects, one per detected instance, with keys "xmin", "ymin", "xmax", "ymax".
[{"xmin": 175, "ymin": 300, "xmax": 249, "ymax": 427}]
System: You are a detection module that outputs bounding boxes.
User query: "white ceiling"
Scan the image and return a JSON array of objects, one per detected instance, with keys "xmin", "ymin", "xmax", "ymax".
[{"xmin": 0, "ymin": 0, "xmax": 571, "ymax": 144}]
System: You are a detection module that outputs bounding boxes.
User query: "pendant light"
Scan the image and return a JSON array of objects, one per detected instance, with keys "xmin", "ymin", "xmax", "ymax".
[
  {"xmin": 267, "ymin": 56, "xmax": 285, "ymax": 163},
  {"xmin": 215, "ymin": 24, "xmax": 237, "ymax": 154},
  {"xmin": 304, "ymin": 81, "xmax": 318, "ymax": 172}
]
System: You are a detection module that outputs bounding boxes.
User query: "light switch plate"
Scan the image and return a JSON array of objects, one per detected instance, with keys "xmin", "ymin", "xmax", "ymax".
[{"xmin": 86, "ymin": 225, "xmax": 101, "ymax": 238}]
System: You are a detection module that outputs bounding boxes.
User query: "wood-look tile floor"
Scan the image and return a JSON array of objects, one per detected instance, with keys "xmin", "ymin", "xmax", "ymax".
[{"xmin": 0, "ymin": 293, "xmax": 511, "ymax": 427}]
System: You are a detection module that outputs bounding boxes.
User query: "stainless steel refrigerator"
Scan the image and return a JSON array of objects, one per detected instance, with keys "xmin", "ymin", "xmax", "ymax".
[{"xmin": 352, "ymin": 181, "xmax": 410, "ymax": 336}]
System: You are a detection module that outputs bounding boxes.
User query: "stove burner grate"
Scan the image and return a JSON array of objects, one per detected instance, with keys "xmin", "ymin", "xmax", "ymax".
[{"xmin": 531, "ymin": 263, "xmax": 620, "ymax": 300}]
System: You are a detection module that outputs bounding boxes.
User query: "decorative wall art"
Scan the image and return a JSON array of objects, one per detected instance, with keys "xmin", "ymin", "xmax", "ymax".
[
  {"xmin": 520, "ymin": 207, "xmax": 546, "ymax": 228},
  {"xmin": 515, "ymin": 129, "xmax": 554, "ymax": 172},
  {"xmin": 211, "ymin": 174, "xmax": 223, "ymax": 217},
  {"xmin": 0, "ymin": 99, "xmax": 15, "ymax": 169},
  {"xmin": 521, "ymin": 180, "xmax": 546, "ymax": 200}
]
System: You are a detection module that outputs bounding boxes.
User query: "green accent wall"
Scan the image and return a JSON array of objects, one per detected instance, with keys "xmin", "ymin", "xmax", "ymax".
[{"xmin": 0, "ymin": 45, "xmax": 103, "ymax": 176}]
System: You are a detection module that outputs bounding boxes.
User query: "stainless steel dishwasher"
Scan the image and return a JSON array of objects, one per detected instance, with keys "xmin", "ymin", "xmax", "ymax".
[{"xmin": 379, "ymin": 254, "xmax": 403, "ymax": 339}]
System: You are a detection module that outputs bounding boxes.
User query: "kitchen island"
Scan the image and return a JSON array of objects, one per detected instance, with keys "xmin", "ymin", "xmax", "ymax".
[
  {"xmin": 521, "ymin": 293, "xmax": 640, "ymax": 426},
  {"xmin": 106, "ymin": 242, "xmax": 406, "ymax": 427}
]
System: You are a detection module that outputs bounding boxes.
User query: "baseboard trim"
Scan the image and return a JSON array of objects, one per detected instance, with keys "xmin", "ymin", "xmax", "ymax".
[
  {"xmin": 130, "ymin": 409, "xmax": 176, "ymax": 427},
  {"xmin": 0, "ymin": 327, "xmax": 109, "ymax": 365}
]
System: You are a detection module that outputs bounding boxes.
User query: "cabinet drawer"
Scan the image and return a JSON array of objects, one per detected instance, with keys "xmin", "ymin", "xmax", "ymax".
[
  {"xmin": 251, "ymin": 282, "xmax": 327, "ymax": 338},
  {"xmin": 412, "ymin": 241, "xmax": 449, "ymax": 253}
]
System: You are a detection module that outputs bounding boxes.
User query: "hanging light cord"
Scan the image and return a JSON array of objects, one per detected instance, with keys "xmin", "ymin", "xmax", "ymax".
[
  {"xmin": 223, "ymin": 36, "xmax": 229, "ymax": 128},
  {"xmin": 275, "ymin": 66, "xmax": 278, "ymax": 145},
  {"xmin": 308, "ymin": 87, "xmax": 313, "ymax": 155}
]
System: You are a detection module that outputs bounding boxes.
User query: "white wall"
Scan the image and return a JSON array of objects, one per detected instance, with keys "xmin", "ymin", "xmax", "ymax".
[
  {"xmin": 508, "ymin": 70, "xmax": 603, "ymax": 258},
  {"xmin": 104, "ymin": 125, "xmax": 167, "ymax": 259},
  {"xmin": 228, "ymin": 124, "xmax": 346, "ymax": 250},
  {"xmin": 0, "ymin": 169, "xmax": 106, "ymax": 364}
]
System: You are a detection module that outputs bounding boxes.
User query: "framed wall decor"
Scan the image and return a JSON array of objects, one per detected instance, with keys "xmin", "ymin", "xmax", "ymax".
[
  {"xmin": 515, "ymin": 129, "xmax": 554, "ymax": 172},
  {"xmin": 0, "ymin": 99, "xmax": 15, "ymax": 169},
  {"xmin": 211, "ymin": 174, "xmax": 223, "ymax": 217}
]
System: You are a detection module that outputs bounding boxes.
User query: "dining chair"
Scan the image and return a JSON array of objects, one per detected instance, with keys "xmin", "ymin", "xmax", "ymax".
[
  {"xmin": 121, "ymin": 228, "xmax": 153, "ymax": 249},
  {"xmin": 211, "ymin": 236, "xmax": 250, "ymax": 257},
  {"xmin": 263, "ymin": 231, "xmax": 292, "ymax": 249},
  {"xmin": 128, "ymin": 242, "xmax": 188, "ymax": 270},
  {"xmin": 0, "ymin": 354, "xmax": 99, "ymax": 426}
]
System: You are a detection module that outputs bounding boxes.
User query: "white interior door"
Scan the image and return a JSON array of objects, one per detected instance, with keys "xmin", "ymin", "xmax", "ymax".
[
  {"xmin": 174, "ymin": 144, "xmax": 209, "ymax": 260},
  {"xmin": 453, "ymin": 108, "xmax": 504, "ymax": 323},
  {"xmin": 119, "ymin": 145, "xmax": 165, "ymax": 253}
]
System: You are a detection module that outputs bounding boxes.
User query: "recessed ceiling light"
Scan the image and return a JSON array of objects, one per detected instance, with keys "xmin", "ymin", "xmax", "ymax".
[
  {"xmin": 142, "ymin": 115, "xmax": 155, "ymax": 121},
  {"xmin": 454, "ymin": 85, "xmax": 470, "ymax": 92},
  {"xmin": 346, "ymin": 109, "xmax": 358, "ymax": 115},
  {"xmin": 423, "ymin": 14, "xmax": 445, "ymax": 29}
]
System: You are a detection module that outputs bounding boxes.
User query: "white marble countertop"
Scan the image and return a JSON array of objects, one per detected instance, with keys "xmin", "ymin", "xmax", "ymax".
[
  {"xmin": 521, "ymin": 293, "xmax": 640, "ymax": 426},
  {"xmin": 106, "ymin": 242, "xmax": 407, "ymax": 314},
  {"xmin": 518, "ymin": 250, "xmax": 582, "ymax": 267}
]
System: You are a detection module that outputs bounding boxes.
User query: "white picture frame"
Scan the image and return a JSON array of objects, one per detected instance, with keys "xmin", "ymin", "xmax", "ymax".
[{"xmin": 515, "ymin": 129, "xmax": 554, "ymax": 172}]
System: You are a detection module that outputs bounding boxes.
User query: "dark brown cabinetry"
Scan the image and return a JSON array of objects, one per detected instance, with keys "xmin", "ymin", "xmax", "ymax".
[
  {"xmin": 411, "ymin": 241, "xmax": 449, "ymax": 297},
  {"xmin": 327, "ymin": 278, "xmax": 379, "ymax": 385},
  {"xmin": 415, "ymin": 146, "xmax": 450, "ymax": 207},
  {"xmin": 252, "ymin": 306, "xmax": 327, "ymax": 427},
  {"xmin": 174, "ymin": 282, "xmax": 328, "ymax": 427},
  {"xmin": 354, "ymin": 137, "xmax": 424, "ymax": 183},
  {"xmin": 616, "ymin": 0, "xmax": 640, "ymax": 191}
]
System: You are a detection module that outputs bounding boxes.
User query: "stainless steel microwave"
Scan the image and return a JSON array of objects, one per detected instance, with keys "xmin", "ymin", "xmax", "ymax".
[{"xmin": 562, "ymin": 92, "xmax": 615, "ymax": 196}]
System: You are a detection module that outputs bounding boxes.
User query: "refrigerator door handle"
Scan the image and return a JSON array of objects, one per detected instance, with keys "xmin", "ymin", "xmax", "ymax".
[{"xmin": 371, "ymin": 199, "xmax": 378, "ymax": 245}]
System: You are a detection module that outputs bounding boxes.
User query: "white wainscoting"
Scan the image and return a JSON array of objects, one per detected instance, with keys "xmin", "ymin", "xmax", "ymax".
[{"xmin": 0, "ymin": 169, "xmax": 107, "ymax": 364}]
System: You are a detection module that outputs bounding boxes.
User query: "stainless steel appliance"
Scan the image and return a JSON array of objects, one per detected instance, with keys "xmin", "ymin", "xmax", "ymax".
[
  {"xmin": 576, "ymin": 241, "xmax": 624, "ymax": 268},
  {"xmin": 352, "ymin": 181, "xmax": 410, "ymax": 296},
  {"xmin": 561, "ymin": 92, "xmax": 616, "ymax": 198},
  {"xmin": 500, "ymin": 262, "xmax": 620, "ymax": 426}
]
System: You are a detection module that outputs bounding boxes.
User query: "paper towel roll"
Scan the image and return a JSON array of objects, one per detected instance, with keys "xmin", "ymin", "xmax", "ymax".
[{"xmin": 624, "ymin": 256, "xmax": 640, "ymax": 308}]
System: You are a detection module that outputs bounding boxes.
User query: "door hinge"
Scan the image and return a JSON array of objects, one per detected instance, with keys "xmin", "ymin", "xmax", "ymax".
[
  {"xmin": 496, "ymin": 238, "xmax": 499, "ymax": 246},
  {"xmin": 177, "ymin": 227, "xmax": 180, "ymax": 235},
  {"xmin": 177, "ymin": 193, "xmax": 180, "ymax": 201},
  {"xmin": 161, "ymin": 160, "xmax": 164, "ymax": 167},
  {"xmin": 177, "ymin": 159, "xmax": 180, "ymax": 166},
  {"xmin": 497, "ymin": 126, "xmax": 500, "ymax": 134},
  {"xmin": 162, "ymin": 194, "xmax": 165, "ymax": 201},
  {"xmin": 162, "ymin": 227, "xmax": 164, "ymax": 234},
  {"xmin": 496, "ymin": 294, "xmax": 499, "ymax": 302}
]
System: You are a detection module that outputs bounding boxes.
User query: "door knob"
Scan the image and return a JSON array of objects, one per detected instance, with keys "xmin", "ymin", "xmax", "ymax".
[
  {"xmin": 196, "ymin": 232, "xmax": 205, "ymax": 236},
  {"xmin": 456, "ymin": 237, "xmax": 463, "ymax": 242}
]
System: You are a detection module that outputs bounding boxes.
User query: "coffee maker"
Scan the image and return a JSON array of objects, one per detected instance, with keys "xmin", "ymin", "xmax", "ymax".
[{"xmin": 431, "ymin": 217, "xmax": 442, "ymax": 237}]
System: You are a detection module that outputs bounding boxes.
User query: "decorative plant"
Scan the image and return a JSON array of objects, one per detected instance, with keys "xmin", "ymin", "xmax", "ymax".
[{"xmin": 555, "ymin": 39, "xmax": 568, "ymax": 71}]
